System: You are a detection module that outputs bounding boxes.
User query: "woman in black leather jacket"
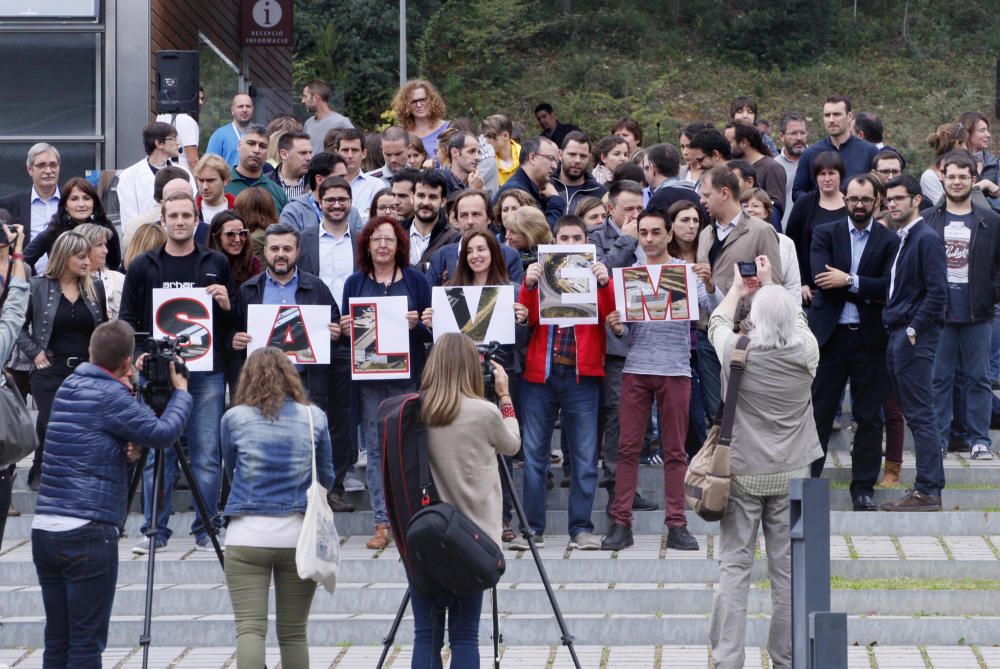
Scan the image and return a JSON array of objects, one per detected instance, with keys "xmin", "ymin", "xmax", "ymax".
[{"xmin": 17, "ymin": 231, "xmax": 107, "ymax": 489}]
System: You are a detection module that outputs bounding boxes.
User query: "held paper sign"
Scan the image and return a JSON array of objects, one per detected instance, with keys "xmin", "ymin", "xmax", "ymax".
[
  {"xmin": 348, "ymin": 296, "xmax": 410, "ymax": 380},
  {"xmin": 246, "ymin": 304, "xmax": 332, "ymax": 364},
  {"xmin": 612, "ymin": 264, "xmax": 700, "ymax": 322},
  {"xmin": 152, "ymin": 288, "xmax": 215, "ymax": 372},
  {"xmin": 431, "ymin": 285, "xmax": 515, "ymax": 344},
  {"xmin": 537, "ymin": 244, "xmax": 598, "ymax": 325}
]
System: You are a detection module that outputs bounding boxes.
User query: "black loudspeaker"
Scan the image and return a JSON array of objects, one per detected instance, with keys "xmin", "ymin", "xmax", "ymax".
[{"xmin": 156, "ymin": 50, "xmax": 199, "ymax": 115}]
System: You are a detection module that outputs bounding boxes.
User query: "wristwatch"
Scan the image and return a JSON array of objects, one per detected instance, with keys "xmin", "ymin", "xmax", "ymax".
[
  {"xmin": 905, "ymin": 326, "xmax": 916, "ymax": 338},
  {"xmin": 845, "ymin": 275, "xmax": 855, "ymax": 288}
]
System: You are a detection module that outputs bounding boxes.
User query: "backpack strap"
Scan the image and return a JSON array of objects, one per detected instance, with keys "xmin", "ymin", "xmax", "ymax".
[
  {"xmin": 717, "ymin": 335, "xmax": 750, "ymax": 446},
  {"xmin": 416, "ymin": 410, "xmax": 435, "ymax": 507}
]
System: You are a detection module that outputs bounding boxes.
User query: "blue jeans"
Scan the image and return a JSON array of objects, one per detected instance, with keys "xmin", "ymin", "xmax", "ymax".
[
  {"xmin": 409, "ymin": 584, "xmax": 483, "ymax": 669},
  {"xmin": 359, "ymin": 380, "xmax": 414, "ymax": 526},
  {"xmin": 887, "ymin": 327, "xmax": 945, "ymax": 497},
  {"xmin": 141, "ymin": 371, "xmax": 225, "ymax": 542},
  {"xmin": 520, "ymin": 366, "xmax": 599, "ymax": 538},
  {"xmin": 933, "ymin": 321, "xmax": 994, "ymax": 450},
  {"xmin": 32, "ymin": 522, "xmax": 119, "ymax": 668},
  {"xmin": 696, "ymin": 328, "xmax": 722, "ymax": 420}
]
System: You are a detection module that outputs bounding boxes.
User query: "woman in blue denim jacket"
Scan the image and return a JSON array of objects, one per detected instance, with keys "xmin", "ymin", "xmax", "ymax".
[{"xmin": 221, "ymin": 347, "xmax": 334, "ymax": 669}]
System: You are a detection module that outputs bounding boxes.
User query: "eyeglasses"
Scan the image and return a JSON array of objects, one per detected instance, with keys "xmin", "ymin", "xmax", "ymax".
[
  {"xmin": 321, "ymin": 196, "xmax": 351, "ymax": 205},
  {"xmin": 885, "ymin": 195, "xmax": 914, "ymax": 205},
  {"xmin": 409, "ymin": 97, "xmax": 429, "ymax": 107},
  {"xmin": 220, "ymin": 229, "xmax": 249, "ymax": 239},
  {"xmin": 370, "ymin": 236, "xmax": 397, "ymax": 246},
  {"xmin": 875, "ymin": 168, "xmax": 901, "ymax": 177},
  {"xmin": 944, "ymin": 174, "xmax": 973, "ymax": 182},
  {"xmin": 535, "ymin": 153, "xmax": 559, "ymax": 164},
  {"xmin": 376, "ymin": 204, "xmax": 395, "ymax": 213},
  {"xmin": 844, "ymin": 197, "xmax": 876, "ymax": 206}
]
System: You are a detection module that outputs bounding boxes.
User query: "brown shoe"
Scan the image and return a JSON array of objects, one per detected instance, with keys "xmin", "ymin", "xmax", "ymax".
[
  {"xmin": 8, "ymin": 501, "xmax": 20, "ymax": 517},
  {"xmin": 327, "ymin": 492, "xmax": 356, "ymax": 513},
  {"xmin": 366, "ymin": 523, "xmax": 391, "ymax": 549},
  {"xmin": 877, "ymin": 461, "xmax": 901, "ymax": 488},
  {"xmin": 501, "ymin": 522, "xmax": 515, "ymax": 543},
  {"xmin": 881, "ymin": 489, "xmax": 941, "ymax": 512}
]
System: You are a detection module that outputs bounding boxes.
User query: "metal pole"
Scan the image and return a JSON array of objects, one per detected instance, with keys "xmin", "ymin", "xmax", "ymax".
[{"xmin": 399, "ymin": 0, "xmax": 407, "ymax": 86}]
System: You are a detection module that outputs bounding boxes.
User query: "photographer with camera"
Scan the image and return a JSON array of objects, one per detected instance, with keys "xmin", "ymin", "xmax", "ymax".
[
  {"xmin": 0, "ymin": 219, "xmax": 29, "ymax": 548},
  {"xmin": 120, "ymin": 191, "xmax": 235, "ymax": 553},
  {"xmin": 409, "ymin": 332, "xmax": 521, "ymax": 667},
  {"xmin": 31, "ymin": 320, "xmax": 191, "ymax": 668}
]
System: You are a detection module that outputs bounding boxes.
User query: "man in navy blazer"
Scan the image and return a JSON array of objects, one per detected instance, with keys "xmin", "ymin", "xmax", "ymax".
[
  {"xmin": 881, "ymin": 175, "xmax": 948, "ymax": 511},
  {"xmin": 807, "ymin": 174, "xmax": 899, "ymax": 511}
]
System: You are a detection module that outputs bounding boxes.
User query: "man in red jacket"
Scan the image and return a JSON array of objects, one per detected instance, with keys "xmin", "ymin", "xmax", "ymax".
[{"xmin": 513, "ymin": 215, "xmax": 615, "ymax": 552}]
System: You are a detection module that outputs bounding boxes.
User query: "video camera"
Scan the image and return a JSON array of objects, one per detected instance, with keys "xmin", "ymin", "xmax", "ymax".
[
  {"xmin": 141, "ymin": 335, "xmax": 189, "ymax": 415},
  {"xmin": 478, "ymin": 341, "xmax": 513, "ymax": 403}
]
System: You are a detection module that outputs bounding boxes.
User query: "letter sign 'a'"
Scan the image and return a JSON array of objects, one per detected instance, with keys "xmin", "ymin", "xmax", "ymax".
[{"xmin": 266, "ymin": 305, "xmax": 317, "ymax": 363}]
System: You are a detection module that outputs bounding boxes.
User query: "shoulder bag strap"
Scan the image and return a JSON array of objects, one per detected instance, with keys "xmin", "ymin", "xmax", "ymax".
[
  {"xmin": 307, "ymin": 404, "xmax": 317, "ymax": 485},
  {"xmin": 717, "ymin": 335, "xmax": 750, "ymax": 446},
  {"xmin": 0, "ymin": 259, "xmax": 13, "ymax": 307},
  {"xmin": 413, "ymin": 396, "xmax": 435, "ymax": 506}
]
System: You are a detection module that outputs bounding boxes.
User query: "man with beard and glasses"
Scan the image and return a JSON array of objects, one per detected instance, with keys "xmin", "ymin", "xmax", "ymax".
[
  {"xmin": 776, "ymin": 113, "xmax": 808, "ymax": 230},
  {"xmin": 551, "ymin": 131, "xmax": 607, "ymax": 213},
  {"xmin": 401, "ymin": 170, "xmax": 456, "ymax": 271},
  {"xmin": 880, "ymin": 175, "xmax": 947, "ymax": 511},
  {"xmin": 231, "ymin": 222, "xmax": 349, "ymax": 509},
  {"xmin": 923, "ymin": 152, "xmax": 1000, "ymax": 462},
  {"xmin": 806, "ymin": 174, "xmax": 899, "ymax": 511}
]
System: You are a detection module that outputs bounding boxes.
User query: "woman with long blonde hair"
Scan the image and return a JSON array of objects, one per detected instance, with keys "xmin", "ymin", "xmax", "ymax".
[
  {"xmin": 221, "ymin": 347, "xmax": 334, "ymax": 669},
  {"xmin": 410, "ymin": 332, "xmax": 520, "ymax": 667},
  {"xmin": 17, "ymin": 232, "xmax": 107, "ymax": 488},
  {"xmin": 74, "ymin": 223, "xmax": 125, "ymax": 320},
  {"xmin": 122, "ymin": 223, "xmax": 167, "ymax": 271}
]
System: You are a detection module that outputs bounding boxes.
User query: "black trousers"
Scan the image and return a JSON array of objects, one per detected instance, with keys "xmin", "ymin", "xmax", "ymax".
[
  {"xmin": 326, "ymin": 356, "xmax": 353, "ymax": 496},
  {"xmin": 809, "ymin": 325, "xmax": 889, "ymax": 498},
  {"xmin": 29, "ymin": 362, "xmax": 74, "ymax": 475}
]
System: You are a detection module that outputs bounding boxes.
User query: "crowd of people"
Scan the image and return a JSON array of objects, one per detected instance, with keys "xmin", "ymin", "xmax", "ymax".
[{"xmin": 1, "ymin": 77, "xmax": 998, "ymax": 668}]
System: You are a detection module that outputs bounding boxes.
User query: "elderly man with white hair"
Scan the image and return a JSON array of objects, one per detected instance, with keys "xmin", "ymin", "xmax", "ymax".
[{"xmin": 706, "ymin": 255, "xmax": 823, "ymax": 669}]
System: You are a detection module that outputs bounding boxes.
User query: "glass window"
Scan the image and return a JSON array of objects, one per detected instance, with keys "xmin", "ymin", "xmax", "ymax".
[
  {"xmin": 0, "ymin": 32, "xmax": 101, "ymax": 136},
  {"xmin": 0, "ymin": 142, "xmax": 98, "ymax": 199},
  {"xmin": 0, "ymin": 1, "xmax": 100, "ymax": 20}
]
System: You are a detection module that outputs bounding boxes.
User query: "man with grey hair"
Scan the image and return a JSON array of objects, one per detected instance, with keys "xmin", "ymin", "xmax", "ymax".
[
  {"xmin": 224, "ymin": 124, "xmax": 289, "ymax": 211},
  {"xmin": 0, "ymin": 143, "xmax": 61, "ymax": 245}
]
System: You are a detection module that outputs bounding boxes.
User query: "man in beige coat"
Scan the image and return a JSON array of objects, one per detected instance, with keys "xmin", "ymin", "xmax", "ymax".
[{"xmin": 693, "ymin": 165, "xmax": 783, "ymax": 419}]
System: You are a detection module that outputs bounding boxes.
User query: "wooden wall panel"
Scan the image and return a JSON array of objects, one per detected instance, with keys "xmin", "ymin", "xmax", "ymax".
[{"xmin": 149, "ymin": 0, "xmax": 292, "ymax": 126}]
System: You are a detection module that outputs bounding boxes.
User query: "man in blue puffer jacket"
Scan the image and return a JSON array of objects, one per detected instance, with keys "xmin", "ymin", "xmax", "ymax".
[{"xmin": 31, "ymin": 320, "xmax": 192, "ymax": 668}]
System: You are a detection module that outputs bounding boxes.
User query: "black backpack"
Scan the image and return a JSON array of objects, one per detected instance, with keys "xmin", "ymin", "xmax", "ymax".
[{"xmin": 379, "ymin": 393, "xmax": 506, "ymax": 597}]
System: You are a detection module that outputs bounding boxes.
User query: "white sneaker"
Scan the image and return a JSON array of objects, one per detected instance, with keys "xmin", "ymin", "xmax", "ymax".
[
  {"xmin": 971, "ymin": 444, "xmax": 994, "ymax": 460},
  {"xmin": 343, "ymin": 470, "xmax": 366, "ymax": 492},
  {"xmin": 132, "ymin": 536, "xmax": 167, "ymax": 555},
  {"xmin": 357, "ymin": 449, "xmax": 368, "ymax": 468}
]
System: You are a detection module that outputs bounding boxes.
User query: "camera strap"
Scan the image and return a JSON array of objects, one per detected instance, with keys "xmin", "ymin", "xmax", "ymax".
[{"xmin": 0, "ymin": 259, "xmax": 13, "ymax": 306}]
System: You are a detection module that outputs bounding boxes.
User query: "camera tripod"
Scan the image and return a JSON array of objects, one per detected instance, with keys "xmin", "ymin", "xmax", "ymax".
[
  {"xmin": 123, "ymin": 385, "xmax": 225, "ymax": 669},
  {"xmin": 376, "ymin": 455, "xmax": 582, "ymax": 669}
]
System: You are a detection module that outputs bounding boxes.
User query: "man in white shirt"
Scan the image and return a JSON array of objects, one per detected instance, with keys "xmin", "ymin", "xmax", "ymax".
[
  {"xmin": 154, "ymin": 111, "xmax": 199, "ymax": 172},
  {"xmin": 335, "ymin": 128, "xmax": 387, "ymax": 216},
  {"xmin": 116, "ymin": 122, "xmax": 196, "ymax": 231}
]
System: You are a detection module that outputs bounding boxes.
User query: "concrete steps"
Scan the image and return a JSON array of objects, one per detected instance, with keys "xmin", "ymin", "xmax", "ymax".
[{"xmin": 5, "ymin": 643, "xmax": 999, "ymax": 668}]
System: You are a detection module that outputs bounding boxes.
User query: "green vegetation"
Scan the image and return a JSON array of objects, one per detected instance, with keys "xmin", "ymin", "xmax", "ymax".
[
  {"xmin": 829, "ymin": 577, "xmax": 1000, "ymax": 590},
  {"xmin": 294, "ymin": 0, "xmax": 1000, "ymax": 168}
]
